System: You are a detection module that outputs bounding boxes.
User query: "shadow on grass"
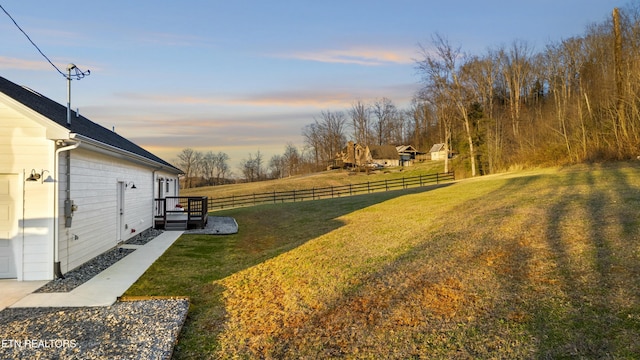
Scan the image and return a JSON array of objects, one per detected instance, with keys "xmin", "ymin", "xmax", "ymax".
[
  {"xmin": 488, "ymin": 164, "xmax": 640, "ymax": 358},
  {"xmin": 131, "ymin": 164, "xmax": 640, "ymax": 358},
  {"xmin": 288, "ymin": 165, "xmax": 640, "ymax": 358},
  {"xmin": 126, "ymin": 183, "xmax": 453, "ymax": 359}
]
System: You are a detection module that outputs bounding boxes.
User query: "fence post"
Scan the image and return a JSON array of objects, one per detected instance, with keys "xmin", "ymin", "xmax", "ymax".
[{"xmin": 436, "ymin": 172, "xmax": 439, "ymax": 184}]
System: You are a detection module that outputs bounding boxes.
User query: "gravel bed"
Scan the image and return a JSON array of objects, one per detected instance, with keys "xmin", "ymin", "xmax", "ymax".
[
  {"xmin": 125, "ymin": 228, "xmax": 164, "ymax": 246},
  {"xmin": 35, "ymin": 228, "xmax": 163, "ymax": 293},
  {"xmin": 0, "ymin": 298, "xmax": 189, "ymax": 359}
]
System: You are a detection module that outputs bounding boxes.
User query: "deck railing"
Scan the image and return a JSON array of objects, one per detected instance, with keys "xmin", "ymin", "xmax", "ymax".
[{"xmin": 154, "ymin": 196, "xmax": 208, "ymax": 229}]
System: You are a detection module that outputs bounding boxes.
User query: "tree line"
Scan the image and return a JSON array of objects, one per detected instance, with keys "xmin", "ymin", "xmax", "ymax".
[
  {"xmin": 303, "ymin": 5, "xmax": 640, "ymax": 177},
  {"xmin": 174, "ymin": 143, "xmax": 323, "ymax": 188}
]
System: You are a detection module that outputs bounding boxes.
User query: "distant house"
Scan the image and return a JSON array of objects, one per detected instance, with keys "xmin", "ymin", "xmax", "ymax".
[
  {"xmin": 332, "ymin": 141, "xmax": 371, "ymax": 169},
  {"xmin": 369, "ymin": 145, "xmax": 400, "ymax": 167},
  {"xmin": 429, "ymin": 143, "xmax": 448, "ymax": 161},
  {"xmin": 0, "ymin": 76, "xmax": 182, "ymax": 281},
  {"xmin": 396, "ymin": 145, "xmax": 423, "ymax": 166}
]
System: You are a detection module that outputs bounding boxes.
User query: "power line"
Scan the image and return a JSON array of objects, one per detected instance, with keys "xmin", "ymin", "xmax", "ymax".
[{"xmin": 0, "ymin": 3, "xmax": 89, "ymax": 80}]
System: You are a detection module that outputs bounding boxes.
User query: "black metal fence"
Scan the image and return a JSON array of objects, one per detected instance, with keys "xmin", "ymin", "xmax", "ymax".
[{"xmin": 207, "ymin": 172, "xmax": 454, "ymax": 211}]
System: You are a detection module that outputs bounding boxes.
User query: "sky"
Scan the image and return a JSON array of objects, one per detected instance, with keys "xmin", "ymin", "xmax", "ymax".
[{"xmin": 0, "ymin": 0, "xmax": 626, "ymax": 174}]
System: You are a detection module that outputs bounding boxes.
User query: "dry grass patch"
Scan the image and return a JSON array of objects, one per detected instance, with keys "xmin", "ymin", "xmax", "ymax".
[{"xmin": 128, "ymin": 162, "xmax": 640, "ymax": 359}]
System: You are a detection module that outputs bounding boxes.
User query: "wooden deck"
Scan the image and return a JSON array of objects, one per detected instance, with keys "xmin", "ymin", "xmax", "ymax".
[{"xmin": 154, "ymin": 196, "xmax": 208, "ymax": 230}]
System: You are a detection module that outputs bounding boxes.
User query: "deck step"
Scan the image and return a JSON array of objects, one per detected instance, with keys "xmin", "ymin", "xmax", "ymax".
[{"xmin": 165, "ymin": 221, "xmax": 187, "ymax": 231}]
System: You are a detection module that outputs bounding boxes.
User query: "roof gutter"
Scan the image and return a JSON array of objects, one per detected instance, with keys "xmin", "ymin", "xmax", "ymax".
[{"xmin": 53, "ymin": 139, "xmax": 80, "ymax": 279}]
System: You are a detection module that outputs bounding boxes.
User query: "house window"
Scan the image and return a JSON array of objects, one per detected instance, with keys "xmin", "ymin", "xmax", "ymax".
[{"xmin": 166, "ymin": 180, "xmax": 170, "ymax": 194}]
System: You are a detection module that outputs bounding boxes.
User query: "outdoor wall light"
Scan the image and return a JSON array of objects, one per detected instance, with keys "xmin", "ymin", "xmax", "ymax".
[
  {"xmin": 26, "ymin": 169, "xmax": 55, "ymax": 183},
  {"xmin": 126, "ymin": 181, "xmax": 137, "ymax": 189}
]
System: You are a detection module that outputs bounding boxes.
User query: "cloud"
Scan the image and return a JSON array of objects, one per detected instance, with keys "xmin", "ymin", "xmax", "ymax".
[
  {"xmin": 0, "ymin": 56, "xmax": 53, "ymax": 71},
  {"xmin": 231, "ymin": 90, "xmax": 356, "ymax": 108},
  {"xmin": 280, "ymin": 46, "xmax": 415, "ymax": 66},
  {"xmin": 112, "ymin": 90, "xmax": 355, "ymax": 108}
]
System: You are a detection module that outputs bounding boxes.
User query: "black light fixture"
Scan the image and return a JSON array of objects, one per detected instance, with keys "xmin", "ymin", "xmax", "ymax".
[
  {"xmin": 126, "ymin": 181, "xmax": 137, "ymax": 189},
  {"xmin": 26, "ymin": 169, "xmax": 40, "ymax": 182},
  {"xmin": 26, "ymin": 169, "xmax": 55, "ymax": 183}
]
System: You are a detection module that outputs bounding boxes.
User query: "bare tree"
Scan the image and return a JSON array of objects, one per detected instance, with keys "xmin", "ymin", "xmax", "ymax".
[
  {"xmin": 239, "ymin": 151, "xmax": 264, "ymax": 182},
  {"xmin": 499, "ymin": 40, "xmax": 534, "ymax": 142},
  {"xmin": 282, "ymin": 142, "xmax": 301, "ymax": 177},
  {"xmin": 175, "ymin": 148, "xmax": 201, "ymax": 188},
  {"xmin": 460, "ymin": 51, "xmax": 503, "ymax": 172},
  {"xmin": 302, "ymin": 122, "xmax": 322, "ymax": 168},
  {"xmin": 406, "ymin": 98, "xmax": 437, "ymax": 151},
  {"xmin": 371, "ymin": 97, "xmax": 397, "ymax": 145},
  {"xmin": 269, "ymin": 154, "xmax": 285, "ymax": 179},
  {"xmin": 417, "ymin": 34, "xmax": 478, "ymax": 176},
  {"xmin": 349, "ymin": 100, "xmax": 370, "ymax": 145},
  {"xmin": 213, "ymin": 152, "xmax": 230, "ymax": 185},
  {"xmin": 304, "ymin": 111, "xmax": 347, "ymax": 167},
  {"xmin": 201, "ymin": 151, "xmax": 217, "ymax": 186}
]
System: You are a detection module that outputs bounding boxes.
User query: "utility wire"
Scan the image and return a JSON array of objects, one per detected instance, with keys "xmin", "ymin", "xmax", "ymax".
[{"xmin": 0, "ymin": 3, "xmax": 88, "ymax": 80}]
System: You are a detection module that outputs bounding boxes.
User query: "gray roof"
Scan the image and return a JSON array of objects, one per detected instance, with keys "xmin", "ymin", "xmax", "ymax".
[
  {"xmin": 0, "ymin": 76, "xmax": 181, "ymax": 173},
  {"xmin": 369, "ymin": 145, "xmax": 399, "ymax": 159},
  {"xmin": 429, "ymin": 143, "xmax": 446, "ymax": 153}
]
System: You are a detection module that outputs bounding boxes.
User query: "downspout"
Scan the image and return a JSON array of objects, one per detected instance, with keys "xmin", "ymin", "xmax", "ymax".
[
  {"xmin": 53, "ymin": 139, "xmax": 80, "ymax": 279},
  {"xmin": 152, "ymin": 169, "xmax": 159, "ymax": 229}
]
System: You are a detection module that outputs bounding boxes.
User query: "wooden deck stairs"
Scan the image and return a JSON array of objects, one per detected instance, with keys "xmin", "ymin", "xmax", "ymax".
[
  {"xmin": 164, "ymin": 216, "xmax": 188, "ymax": 230},
  {"xmin": 154, "ymin": 196, "xmax": 209, "ymax": 231}
]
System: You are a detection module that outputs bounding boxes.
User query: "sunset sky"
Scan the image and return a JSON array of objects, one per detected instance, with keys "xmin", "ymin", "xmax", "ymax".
[{"xmin": 0, "ymin": 0, "xmax": 623, "ymax": 173}]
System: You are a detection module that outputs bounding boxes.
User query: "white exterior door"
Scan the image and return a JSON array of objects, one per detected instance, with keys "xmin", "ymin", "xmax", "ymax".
[{"xmin": 0, "ymin": 175, "xmax": 17, "ymax": 278}]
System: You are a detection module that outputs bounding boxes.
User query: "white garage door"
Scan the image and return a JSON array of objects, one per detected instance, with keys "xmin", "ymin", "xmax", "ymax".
[{"xmin": 0, "ymin": 175, "xmax": 17, "ymax": 278}]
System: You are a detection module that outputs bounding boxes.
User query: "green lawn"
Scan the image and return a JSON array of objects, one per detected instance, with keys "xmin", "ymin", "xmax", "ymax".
[{"xmin": 126, "ymin": 162, "xmax": 640, "ymax": 359}]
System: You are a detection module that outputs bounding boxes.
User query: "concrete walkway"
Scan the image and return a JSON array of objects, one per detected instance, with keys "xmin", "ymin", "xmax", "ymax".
[{"xmin": 6, "ymin": 230, "xmax": 183, "ymax": 309}]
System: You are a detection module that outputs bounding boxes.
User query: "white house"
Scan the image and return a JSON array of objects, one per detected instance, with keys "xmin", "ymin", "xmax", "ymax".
[
  {"xmin": 429, "ymin": 143, "xmax": 448, "ymax": 161},
  {"xmin": 0, "ymin": 76, "xmax": 182, "ymax": 281}
]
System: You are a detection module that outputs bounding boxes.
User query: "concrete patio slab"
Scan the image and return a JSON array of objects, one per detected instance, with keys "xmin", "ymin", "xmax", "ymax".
[
  {"xmin": 0, "ymin": 279, "xmax": 48, "ymax": 311},
  {"xmin": 184, "ymin": 216, "xmax": 238, "ymax": 235}
]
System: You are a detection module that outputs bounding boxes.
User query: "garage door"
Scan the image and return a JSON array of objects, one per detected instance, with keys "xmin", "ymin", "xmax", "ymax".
[{"xmin": 0, "ymin": 175, "xmax": 17, "ymax": 278}]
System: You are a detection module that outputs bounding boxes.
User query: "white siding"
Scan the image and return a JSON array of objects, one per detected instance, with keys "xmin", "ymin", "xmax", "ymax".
[
  {"xmin": 59, "ymin": 149, "xmax": 155, "ymax": 273},
  {"xmin": 0, "ymin": 102, "xmax": 55, "ymax": 280},
  {"xmin": 2, "ymin": 96, "xmax": 180, "ymax": 280}
]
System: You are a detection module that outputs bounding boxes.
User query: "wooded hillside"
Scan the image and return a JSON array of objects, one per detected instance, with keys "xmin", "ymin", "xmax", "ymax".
[{"xmin": 415, "ymin": 6, "xmax": 640, "ymax": 176}]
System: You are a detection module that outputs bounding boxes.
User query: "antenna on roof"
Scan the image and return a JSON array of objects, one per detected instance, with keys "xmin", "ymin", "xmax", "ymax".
[
  {"xmin": 0, "ymin": 5, "xmax": 90, "ymax": 125},
  {"xmin": 66, "ymin": 64, "xmax": 90, "ymax": 126}
]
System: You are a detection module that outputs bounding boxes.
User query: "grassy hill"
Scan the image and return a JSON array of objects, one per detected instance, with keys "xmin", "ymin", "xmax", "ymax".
[
  {"xmin": 180, "ymin": 161, "xmax": 447, "ymax": 199},
  {"xmin": 127, "ymin": 161, "xmax": 640, "ymax": 359}
]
